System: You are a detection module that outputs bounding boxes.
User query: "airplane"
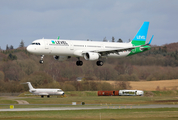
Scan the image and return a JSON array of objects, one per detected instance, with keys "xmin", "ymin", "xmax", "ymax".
[
  {"xmin": 25, "ymin": 82, "xmax": 65, "ymax": 98},
  {"xmin": 27, "ymin": 21, "xmax": 153, "ymax": 66}
]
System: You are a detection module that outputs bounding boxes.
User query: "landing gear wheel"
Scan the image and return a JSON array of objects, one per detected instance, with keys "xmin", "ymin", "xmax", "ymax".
[
  {"xmin": 96, "ymin": 61, "xmax": 103, "ymax": 66},
  {"xmin": 39, "ymin": 55, "xmax": 44, "ymax": 64},
  {"xmin": 39, "ymin": 60, "xmax": 44, "ymax": 64},
  {"xmin": 47, "ymin": 95, "xmax": 50, "ymax": 98},
  {"xmin": 76, "ymin": 61, "xmax": 83, "ymax": 66},
  {"xmin": 41, "ymin": 95, "xmax": 44, "ymax": 98}
]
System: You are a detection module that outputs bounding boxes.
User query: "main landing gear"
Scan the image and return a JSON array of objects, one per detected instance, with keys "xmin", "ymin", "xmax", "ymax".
[
  {"xmin": 41, "ymin": 95, "xmax": 50, "ymax": 98},
  {"xmin": 39, "ymin": 55, "xmax": 44, "ymax": 64},
  {"xmin": 76, "ymin": 57, "xmax": 103, "ymax": 66},
  {"xmin": 76, "ymin": 57, "xmax": 83, "ymax": 66}
]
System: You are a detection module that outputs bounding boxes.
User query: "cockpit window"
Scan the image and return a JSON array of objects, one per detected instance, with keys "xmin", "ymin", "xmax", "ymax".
[
  {"xmin": 57, "ymin": 90, "xmax": 62, "ymax": 92},
  {"xmin": 31, "ymin": 43, "xmax": 40, "ymax": 45}
]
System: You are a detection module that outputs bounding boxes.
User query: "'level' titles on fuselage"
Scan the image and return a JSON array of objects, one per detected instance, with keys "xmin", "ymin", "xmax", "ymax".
[{"xmin": 50, "ymin": 40, "xmax": 69, "ymax": 46}]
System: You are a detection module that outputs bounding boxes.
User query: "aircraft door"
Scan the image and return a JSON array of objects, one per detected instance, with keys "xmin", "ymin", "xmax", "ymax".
[
  {"xmin": 45, "ymin": 40, "xmax": 49, "ymax": 49},
  {"xmin": 70, "ymin": 42, "xmax": 74, "ymax": 50}
]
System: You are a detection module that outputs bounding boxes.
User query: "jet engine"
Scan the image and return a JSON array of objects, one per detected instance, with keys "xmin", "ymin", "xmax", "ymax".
[
  {"xmin": 53, "ymin": 55, "xmax": 71, "ymax": 61},
  {"xmin": 84, "ymin": 52, "xmax": 100, "ymax": 61}
]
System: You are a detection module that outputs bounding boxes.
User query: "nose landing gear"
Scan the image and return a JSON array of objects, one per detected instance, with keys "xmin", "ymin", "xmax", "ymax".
[{"xmin": 39, "ymin": 55, "xmax": 44, "ymax": 64}]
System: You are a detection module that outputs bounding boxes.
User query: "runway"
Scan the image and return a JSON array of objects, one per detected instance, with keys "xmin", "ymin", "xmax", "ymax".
[{"xmin": 1, "ymin": 104, "xmax": 178, "ymax": 112}]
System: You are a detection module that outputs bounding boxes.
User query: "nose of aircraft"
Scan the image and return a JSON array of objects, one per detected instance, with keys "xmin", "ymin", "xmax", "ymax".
[{"xmin": 26, "ymin": 45, "xmax": 33, "ymax": 53}]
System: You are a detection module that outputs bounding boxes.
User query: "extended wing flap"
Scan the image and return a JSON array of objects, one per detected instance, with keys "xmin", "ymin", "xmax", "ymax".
[{"xmin": 93, "ymin": 46, "xmax": 137, "ymax": 55}]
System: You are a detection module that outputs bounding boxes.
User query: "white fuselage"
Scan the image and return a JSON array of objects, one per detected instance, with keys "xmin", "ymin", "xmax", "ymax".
[
  {"xmin": 27, "ymin": 39, "xmax": 132, "ymax": 58},
  {"xmin": 29, "ymin": 88, "xmax": 64, "ymax": 96}
]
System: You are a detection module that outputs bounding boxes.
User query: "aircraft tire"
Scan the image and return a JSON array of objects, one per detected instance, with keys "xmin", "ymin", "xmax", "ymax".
[
  {"xmin": 79, "ymin": 61, "xmax": 83, "ymax": 66},
  {"xmin": 96, "ymin": 61, "xmax": 103, "ymax": 66},
  {"xmin": 76, "ymin": 61, "xmax": 79, "ymax": 66},
  {"xmin": 39, "ymin": 60, "xmax": 44, "ymax": 64},
  {"xmin": 76, "ymin": 61, "xmax": 83, "ymax": 66}
]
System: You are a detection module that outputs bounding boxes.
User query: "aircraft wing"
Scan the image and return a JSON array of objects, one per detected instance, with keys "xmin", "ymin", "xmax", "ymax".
[
  {"xmin": 81, "ymin": 45, "xmax": 141, "ymax": 56},
  {"xmin": 94, "ymin": 46, "xmax": 136, "ymax": 55}
]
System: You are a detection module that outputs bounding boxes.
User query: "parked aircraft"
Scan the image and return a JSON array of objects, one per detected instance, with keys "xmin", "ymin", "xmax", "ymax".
[
  {"xmin": 25, "ymin": 82, "xmax": 64, "ymax": 98},
  {"xmin": 27, "ymin": 21, "xmax": 153, "ymax": 66}
]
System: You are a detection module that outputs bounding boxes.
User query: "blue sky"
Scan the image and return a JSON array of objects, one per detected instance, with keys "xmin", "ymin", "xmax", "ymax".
[{"xmin": 0, "ymin": 0, "xmax": 178, "ymax": 49}]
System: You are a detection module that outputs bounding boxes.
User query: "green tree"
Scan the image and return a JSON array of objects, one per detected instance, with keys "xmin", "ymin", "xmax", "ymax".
[
  {"xmin": 162, "ymin": 46, "xmax": 167, "ymax": 53},
  {"xmin": 6, "ymin": 44, "xmax": 9, "ymax": 50},
  {"xmin": 112, "ymin": 36, "xmax": 115, "ymax": 42},
  {"xmin": 117, "ymin": 38, "xmax": 123, "ymax": 42},
  {"xmin": 103, "ymin": 37, "xmax": 107, "ymax": 42},
  {"xmin": 10, "ymin": 45, "xmax": 14, "ymax": 49},
  {"xmin": 19, "ymin": 40, "xmax": 25, "ymax": 48},
  {"xmin": 8, "ymin": 53, "xmax": 17, "ymax": 60}
]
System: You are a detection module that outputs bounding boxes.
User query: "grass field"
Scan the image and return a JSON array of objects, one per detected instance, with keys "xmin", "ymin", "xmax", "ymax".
[
  {"xmin": 0, "ymin": 90, "xmax": 178, "ymax": 109},
  {"xmin": 0, "ymin": 108, "xmax": 178, "ymax": 120},
  {"xmin": 106, "ymin": 79, "xmax": 178, "ymax": 91},
  {"xmin": 0, "ymin": 89, "xmax": 178, "ymax": 119}
]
